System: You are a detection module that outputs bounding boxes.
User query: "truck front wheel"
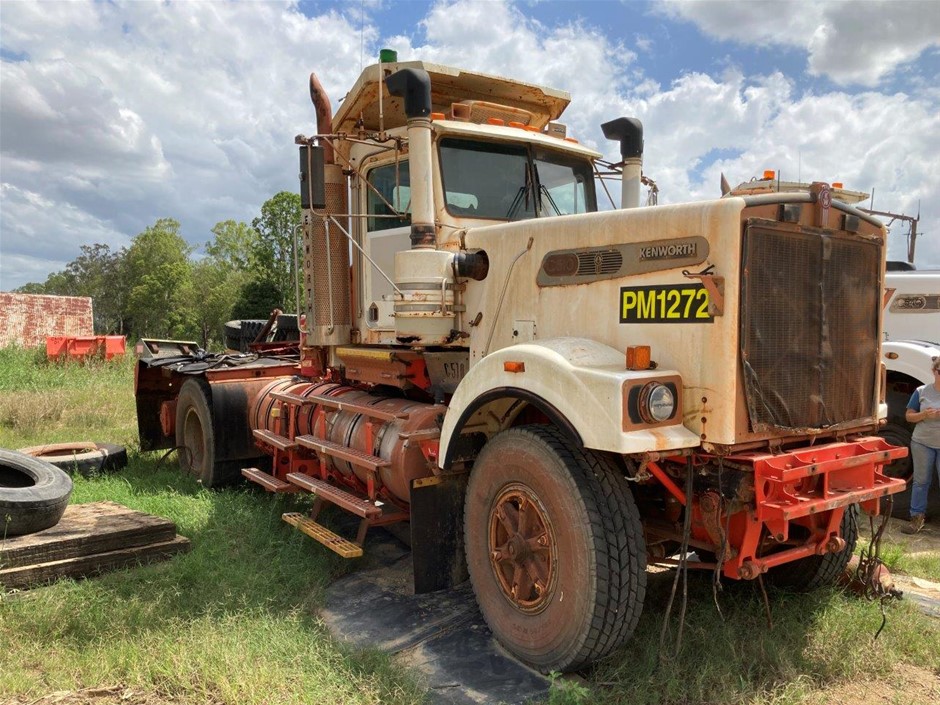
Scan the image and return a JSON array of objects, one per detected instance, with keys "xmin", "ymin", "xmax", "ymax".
[{"xmin": 464, "ymin": 425, "xmax": 647, "ymax": 673}]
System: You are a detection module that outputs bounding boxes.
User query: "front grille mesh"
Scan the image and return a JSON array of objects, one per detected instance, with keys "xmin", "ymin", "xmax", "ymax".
[{"xmin": 741, "ymin": 222, "xmax": 880, "ymax": 431}]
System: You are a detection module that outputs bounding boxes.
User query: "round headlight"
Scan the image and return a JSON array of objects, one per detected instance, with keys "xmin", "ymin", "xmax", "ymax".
[{"xmin": 639, "ymin": 382, "xmax": 675, "ymax": 424}]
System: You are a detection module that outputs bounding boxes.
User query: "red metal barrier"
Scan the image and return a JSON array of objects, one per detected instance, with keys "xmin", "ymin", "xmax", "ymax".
[{"xmin": 46, "ymin": 336, "xmax": 126, "ymax": 361}]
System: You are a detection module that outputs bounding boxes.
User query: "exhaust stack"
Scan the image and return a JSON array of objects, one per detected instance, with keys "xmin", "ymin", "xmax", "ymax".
[
  {"xmin": 385, "ymin": 68, "xmax": 435, "ymax": 248},
  {"xmin": 303, "ymin": 72, "xmax": 351, "ymax": 347},
  {"xmin": 602, "ymin": 117, "xmax": 644, "ymax": 209}
]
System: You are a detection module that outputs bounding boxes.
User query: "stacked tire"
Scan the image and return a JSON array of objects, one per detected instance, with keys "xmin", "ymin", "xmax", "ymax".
[
  {"xmin": 223, "ymin": 315, "xmax": 300, "ymax": 352},
  {"xmin": 1, "ymin": 449, "xmax": 73, "ymax": 536}
]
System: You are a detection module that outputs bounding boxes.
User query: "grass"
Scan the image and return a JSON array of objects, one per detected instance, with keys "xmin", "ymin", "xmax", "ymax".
[{"xmin": 1, "ymin": 345, "xmax": 939, "ymax": 704}]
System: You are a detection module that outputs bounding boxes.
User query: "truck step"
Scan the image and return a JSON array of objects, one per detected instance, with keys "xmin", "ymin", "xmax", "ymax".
[
  {"xmin": 285, "ymin": 472, "xmax": 382, "ymax": 518},
  {"xmin": 282, "ymin": 513, "xmax": 363, "ymax": 558},
  {"xmin": 272, "ymin": 392, "xmax": 409, "ymax": 422},
  {"xmin": 252, "ymin": 429, "xmax": 298, "ymax": 452},
  {"xmin": 295, "ymin": 435, "xmax": 390, "ymax": 472},
  {"xmin": 241, "ymin": 468, "xmax": 296, "ymax": 493}
]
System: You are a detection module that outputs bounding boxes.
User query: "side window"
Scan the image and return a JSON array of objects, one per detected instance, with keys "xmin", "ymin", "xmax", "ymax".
[{"xmin": 367, "ymin": 161, "xmax": 411, "ymax": 232}]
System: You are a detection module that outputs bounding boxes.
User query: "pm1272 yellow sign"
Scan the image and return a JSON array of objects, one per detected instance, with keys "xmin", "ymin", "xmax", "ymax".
[{"xmin": 620, "ymin": 284, "xmax": 714, "ymax": 324}]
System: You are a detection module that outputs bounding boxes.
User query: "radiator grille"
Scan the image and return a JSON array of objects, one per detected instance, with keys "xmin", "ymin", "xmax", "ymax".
[{"xmin": 740, "ymin": 222, "xmax": 880, "ymax": 431}]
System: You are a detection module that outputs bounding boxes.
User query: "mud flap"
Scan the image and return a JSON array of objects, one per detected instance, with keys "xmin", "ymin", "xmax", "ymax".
[{"xmin": 410, "ymin": 472, "xmax": 469, "ymax": 594}]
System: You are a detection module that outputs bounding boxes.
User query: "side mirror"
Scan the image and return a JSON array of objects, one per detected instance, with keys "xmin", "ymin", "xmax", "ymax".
[{"xmin": 299, "ymin": 145, "xmax": 326, "ymax": 209}]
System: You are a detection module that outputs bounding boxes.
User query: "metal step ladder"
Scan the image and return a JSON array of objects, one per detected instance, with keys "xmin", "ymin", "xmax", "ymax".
[{"xmin": 244, "ymin": 389, "xmax": 412, "ymax": 558}]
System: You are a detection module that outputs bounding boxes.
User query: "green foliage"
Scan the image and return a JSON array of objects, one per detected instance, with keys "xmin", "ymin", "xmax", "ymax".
[
  {"xmin": 191, "ymin": 221, "xmax": 257, "ymax": 348},
  {"xmin": 11, "ymin": 191, "xmax": 304, "ymax": 345},
  {"xmin": 229, "ymin": 278, "xmax": 282, "ymax": 321},
  {"xmin": 0, "ymin": 355, "xmax": 425, "ymax": 704},
  {"xmin": 124, "ymin": 218, "xmax": 196, "ymax": 340},
  {"xmin": 250, "ymin": 191, "xmax": 302, "ymax": 312},
  {"xmin": 207, "ymin": 220, "xmax": 256, "ymax": 271},
  {"xmin": 15, "ymin": 245, "xmax": 127, "ymax": 334}
]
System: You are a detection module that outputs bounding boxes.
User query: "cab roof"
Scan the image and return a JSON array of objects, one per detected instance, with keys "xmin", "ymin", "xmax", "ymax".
[{"xmin": 333, "ymin": 61, "xmax": 571, "ymax": 135}]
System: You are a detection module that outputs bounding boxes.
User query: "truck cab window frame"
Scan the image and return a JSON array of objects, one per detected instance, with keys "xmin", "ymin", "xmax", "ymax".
[{"xmin": 438, "ymin": 137, "xmax": 597, "ymax": 222}]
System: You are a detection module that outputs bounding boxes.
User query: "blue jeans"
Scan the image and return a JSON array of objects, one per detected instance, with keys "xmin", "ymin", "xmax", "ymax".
[{"xmin": 910, "ymin": 440, "xmax": 940, "ymax": 517}]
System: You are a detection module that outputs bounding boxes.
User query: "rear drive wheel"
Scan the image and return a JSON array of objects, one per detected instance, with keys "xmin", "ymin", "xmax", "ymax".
[
  {"xmin": 464, "ymin": 425, "xmax": 646, "ymax": 673},
  {"xmin": 766, "ymin": 504, "xmax": 859, "ymax": 591},
  {"xmin": 175, "ymin": 379, "xmax": 234, "ymax": 487}
]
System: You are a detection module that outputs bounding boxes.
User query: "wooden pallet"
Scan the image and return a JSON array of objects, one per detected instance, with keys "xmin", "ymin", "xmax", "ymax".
[{"xmin": 1, "ymin": 501, "xmax": 190, "ymax": 590}]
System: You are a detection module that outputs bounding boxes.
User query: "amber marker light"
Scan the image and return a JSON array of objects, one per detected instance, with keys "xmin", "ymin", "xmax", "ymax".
[
  {"xmin": 763, "ymin": 170, "xmax": 775, "ymax": 180},
  {"xmin": 833, "ymin": 182, "xmax": 844, "ymax": 188},
  {"xmin": 486, "ymin": 117, "xmax": 505, "ymax": 126},
  {"xmin": 430, "ymin": 112, "xmax": 446, "ymax": 121},
  {"xmin": 504, "ymin": 361, "xmax": 526, "ymax": 373},
  {"xmin": 626, "ymin": 345, "xmax": 651, "ymax": 371}
]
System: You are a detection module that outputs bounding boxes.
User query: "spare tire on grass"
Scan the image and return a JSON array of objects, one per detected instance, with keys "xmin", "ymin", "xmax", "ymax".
[
  {"xmin": 0, "ymin": 449, "xmax": 73, "ymax": 536},
  {"xmin": 17, "ymin": 442, "xmax": 128, "ymax": 477}
]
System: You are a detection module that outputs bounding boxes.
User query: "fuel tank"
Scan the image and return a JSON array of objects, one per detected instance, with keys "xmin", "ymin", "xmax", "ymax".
[{"xmin": 251, "ymin": 378, "xmax": 444, "ymax": 503}]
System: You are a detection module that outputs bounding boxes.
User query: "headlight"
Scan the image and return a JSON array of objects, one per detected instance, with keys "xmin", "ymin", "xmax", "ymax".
[{"xmin": 638, "ymin": 382, "xmax": 675, "ymax": 424}]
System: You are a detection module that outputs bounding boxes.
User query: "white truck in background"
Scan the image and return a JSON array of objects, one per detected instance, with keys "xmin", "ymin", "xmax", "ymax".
[{"xmin": 880, "ymin": 267, "xmax": 940, "ymax": 492}]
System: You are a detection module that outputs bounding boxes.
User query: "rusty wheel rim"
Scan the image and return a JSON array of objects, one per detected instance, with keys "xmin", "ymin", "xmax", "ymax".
[
  {"xmin": 182, "ymin": 408, "xmax": 205, "ymax": 472},
  {"xmin": 488, "ymin": 483, "xmax": 556, "ymax": 613}
]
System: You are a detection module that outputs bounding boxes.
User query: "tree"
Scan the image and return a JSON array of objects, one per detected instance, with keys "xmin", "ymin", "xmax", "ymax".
[
  {"xmin": 15, "ymin": 244, "xmax": 128, "ymax": 334},
  {"xmin": 251, "ymin": 191, "xmax": 302, "ymax": 312},
  {"xmin": 206, "ymin": 220, "xmax": 255, "ymax": 271},
  {"xmin": 124, "ymin": 218, "xmax": 195, "ymax": 340},
  {"xmin": 63, "ymin": 244, "xmax": 127, "ymax": 333},
  {"xmin": 190, "ymin": 220, "xmax": 256, "ymax": 348},
  {"xmin": 230, "ymin": 278, "xmax": 282, "ymax": 321}
]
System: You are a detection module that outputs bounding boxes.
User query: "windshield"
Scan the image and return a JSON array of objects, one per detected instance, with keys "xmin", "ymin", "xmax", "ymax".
[{"xmin": 439, "ymin": 138, "xmax": 596, "ymax": 221}]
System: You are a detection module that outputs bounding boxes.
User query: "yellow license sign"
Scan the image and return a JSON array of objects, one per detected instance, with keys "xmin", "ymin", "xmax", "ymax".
[{"xmin": 620, "ymin": 284, "xmax": 713, "ymax": 323}]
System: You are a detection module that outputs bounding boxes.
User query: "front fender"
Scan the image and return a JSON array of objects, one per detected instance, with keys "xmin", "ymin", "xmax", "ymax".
[
  {"xmin": 884, "ymin": 340, "xmax": 940, "ymax": 386},
  {"xmin": 440, "ymin": 337, "xmax": 700, "ymax": 468}
]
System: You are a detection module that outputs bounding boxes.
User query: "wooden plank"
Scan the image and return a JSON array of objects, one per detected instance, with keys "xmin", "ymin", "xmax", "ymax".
[
  {"xmin": 0, "ymin": 501, "xmax": 177, "ymax": 569},
  {"xmin": 0, "ymin": 535, "xmax": 191, "ymax": 590}
]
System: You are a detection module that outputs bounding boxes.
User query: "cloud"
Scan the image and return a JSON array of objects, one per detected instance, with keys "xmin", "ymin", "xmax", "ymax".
[
  {"xmin": 1, "ymin": 0, "xmax": 370, "ymax": 289},
  {"xmin": 1, "ymin": 0, "xmax": 938, "ymax": 292},
  {"xmin": 0, "ymin": 183, "xmax": 129, "ymax": 288},
  {"xmin": 658, "ymin": 0, "xmax": 940, "ymax": 87}
]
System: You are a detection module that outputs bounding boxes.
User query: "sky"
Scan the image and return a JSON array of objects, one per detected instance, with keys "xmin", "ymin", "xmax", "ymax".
[{"xmin": 1, "ymin": 0, "xmax": 938, "ymax": 291}]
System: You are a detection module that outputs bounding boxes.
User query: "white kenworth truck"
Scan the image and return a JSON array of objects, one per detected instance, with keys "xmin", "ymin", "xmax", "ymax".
[{"xmin": 135, "ymin": 59, "xmax": 906, "ymax": 672}]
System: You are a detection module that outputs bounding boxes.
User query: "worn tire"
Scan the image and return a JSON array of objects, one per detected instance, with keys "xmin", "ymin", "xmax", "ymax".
[
  {"xmin": 766, "ymin": 504, "xmax": 859, "ymax": 591},
  {"xmin": 464, "ymin": 425, "xmax": 647, "ymax": 673},
  {"xmin": 877, "ymin": 423, "xmax": 913, "ymax": 517},
  {"xmin": 18, "ymin": 442, "xmax": 128, "ymax": 477},
  {"xmin": 175, "ymin": 379, "xmax": 234, "ymax": 487},
  {"xmin": 0, "ymin": 449, "xmax": 73, "ymax": 536}
]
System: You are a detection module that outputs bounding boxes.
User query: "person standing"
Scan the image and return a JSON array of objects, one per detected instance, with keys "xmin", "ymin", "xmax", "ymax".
[{"xmin": 904, "ymin": 358, "xmax": 940, "ymax": 534}]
